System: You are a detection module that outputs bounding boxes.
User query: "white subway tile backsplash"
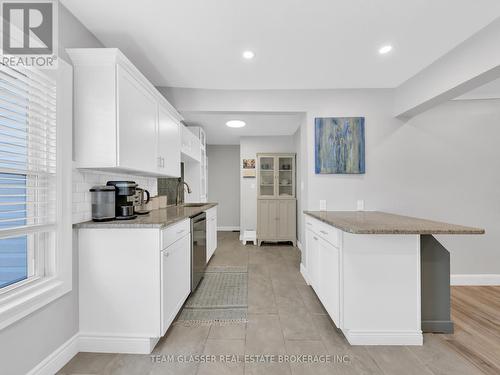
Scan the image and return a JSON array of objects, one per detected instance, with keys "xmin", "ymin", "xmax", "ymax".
[{"xmin": 72, "ymin": 168, "xmax": 157, "ymax": 224}]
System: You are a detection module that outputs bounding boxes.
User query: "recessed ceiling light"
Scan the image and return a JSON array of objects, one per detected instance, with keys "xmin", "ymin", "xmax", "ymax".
[
  {"xmin": 242, "ymin": 50, "xmax": 255, "ymax": 60},
  {"xmin": 226, "ymin": 120, "xmax": 246, "ymax": 128},
  {"xmin": 378, "ymin": 45, "xmax": 393, "ymax": 55}
]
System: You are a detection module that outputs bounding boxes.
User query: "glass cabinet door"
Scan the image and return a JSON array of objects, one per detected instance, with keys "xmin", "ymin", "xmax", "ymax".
[
  {"xmin": 278, "ymin": 156, "xmax": 294, "ymax": 198},
  {"xmin": 259, "ymin": 156, "xmax": 275, "ymax": 197}
]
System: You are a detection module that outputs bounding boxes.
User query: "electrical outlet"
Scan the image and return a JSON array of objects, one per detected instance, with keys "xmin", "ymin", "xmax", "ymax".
[
  {"xmin": 319, "ymin": 200, "xmax": 327, "ymax": 211},
  {"xmin": 357, "ymin": 200, "xmax": 365, "ymax": 211}
]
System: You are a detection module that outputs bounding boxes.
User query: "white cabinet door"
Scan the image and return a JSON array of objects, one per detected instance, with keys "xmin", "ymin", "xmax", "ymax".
[
  {"xmin": 158, "ymin": 105, "xmax": 181, "ymax": 177},
  {"xmin": 305, "ymin": 228, "xmax": 320, "ymax": 289},
  {"xmin": 161, "ymin": 234, "xmax": 190, "ymax": 335},
  {"xmin": 319, "ymin": 238, "xmax": 340, "ymax": 327},
  {"xmin": 117, "ymin": 65, "xmax": 157, "ymax": 173},
  {"xmin": 206, "ymin": 208, "xmax": 217, "ymax": 261}
]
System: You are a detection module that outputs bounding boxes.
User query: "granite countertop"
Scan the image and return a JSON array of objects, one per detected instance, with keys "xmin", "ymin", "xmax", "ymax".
[
  {"xmin": 76, "ymin": 203, "xmax": 218, "ymax": 229},
  {"xmin": 304, "ymin": 211, "xmax": 485, "ymax": 235}
]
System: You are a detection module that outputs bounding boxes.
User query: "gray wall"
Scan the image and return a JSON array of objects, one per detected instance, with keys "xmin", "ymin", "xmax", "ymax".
[
  {"xmin": 0, "ymin": 5, "xmax": 103, "ymax": 375},
  {"xmin": 207, "ymin": 145, "xmax": 240, "ymax": 228}
]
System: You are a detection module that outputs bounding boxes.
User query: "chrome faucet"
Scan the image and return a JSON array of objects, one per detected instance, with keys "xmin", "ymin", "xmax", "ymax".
[{"xmin": 176, "ymin": 178, "xmax": 192, "ymax": 205}]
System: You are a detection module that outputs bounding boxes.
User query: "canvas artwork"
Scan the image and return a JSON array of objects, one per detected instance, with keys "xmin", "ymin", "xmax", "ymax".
[{"xmin": 315, "ymin": 117, "xmax": 365, "ymax": 174}]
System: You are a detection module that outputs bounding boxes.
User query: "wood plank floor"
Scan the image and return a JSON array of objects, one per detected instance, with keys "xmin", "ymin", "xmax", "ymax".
[{"xmin": 59, "ymin": 232, "xmax": 500, "ymax": 375}]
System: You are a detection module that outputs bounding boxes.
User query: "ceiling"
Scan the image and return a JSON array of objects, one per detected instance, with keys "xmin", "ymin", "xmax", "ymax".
[
  {"xmin": 455, "ymin": 78, "xmax": 500, "ymax": 100},
  {"xmin": 182, "ymin": 112, "xmax": 304, "ymax": 145},
  {"xmin": 61, "ymin": 0, "xmax": 500, "ymax": 90}
]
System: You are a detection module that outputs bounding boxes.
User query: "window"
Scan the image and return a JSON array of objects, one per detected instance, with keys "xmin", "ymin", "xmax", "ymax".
[
  {"xmin": 0, "ymin": 61, "xmax": 71, "ymax": 330},
  {"xmin": 0, "ymin": 64, "xmax": 56, "ymax": 291}
]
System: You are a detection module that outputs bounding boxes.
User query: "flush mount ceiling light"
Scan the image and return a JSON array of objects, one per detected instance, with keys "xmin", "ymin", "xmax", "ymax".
[
  {"xmin": 226, "ymin": 120, "xmax": 246, "ymax": 128},
  {"xmin": 378, "ymin": 45, "xmax": 393, "ymax": 55},
  {"xmin": 242, "ymin": 50, "xmax": 255, "ymax": 60}
]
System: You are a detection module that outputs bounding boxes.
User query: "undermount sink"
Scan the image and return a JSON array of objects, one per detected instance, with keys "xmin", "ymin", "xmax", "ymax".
[{"xmin": 182, "ymin": 203, "xmax": 206, "ymax": 207}]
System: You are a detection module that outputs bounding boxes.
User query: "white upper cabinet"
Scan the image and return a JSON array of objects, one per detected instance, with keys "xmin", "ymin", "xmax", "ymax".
[
  {"xmin": 117, "ymin": 65, "xmax": 158, "ymax": 173},
  {"xmin": 158, "ymin": 105, "xmax": 181, "ymax": 177},
  {"xmin": 67, "ymin": 48, "xmax": 182, "ymax": 177},
  {"xmin": 181, "ymin": 124, "xmax": 201, "ymax": 162}
]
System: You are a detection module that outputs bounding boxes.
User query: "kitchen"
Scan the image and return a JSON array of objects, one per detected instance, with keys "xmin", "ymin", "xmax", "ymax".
[{"xmin": 0, "ymin": 2, "xmax": 500, "ymax": 375}]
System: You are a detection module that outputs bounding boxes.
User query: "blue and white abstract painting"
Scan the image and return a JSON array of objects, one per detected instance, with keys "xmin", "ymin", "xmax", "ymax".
[{"xmin": 315, "ymin": 117, "xmax": 365, "ymax": 174}]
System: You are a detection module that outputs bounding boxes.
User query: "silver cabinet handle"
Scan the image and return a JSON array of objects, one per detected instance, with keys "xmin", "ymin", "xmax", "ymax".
[
  {"xmin": 320, "ymin": 230, "xmax": 328, "ymax": 235},
  {"xmin": 163, "ymin": 251, "xmax": 169, "ymax": 257},
  {"xmin": 313, "ymin": 236, "xmax": 318, "ymax": 241},
  {"xmin": 176, "ymin": 229, "xmax": 185, "ymax": 235},
  {"xmin": 307, "ymin": 222, "xmax": 312, "ymax": 226}
]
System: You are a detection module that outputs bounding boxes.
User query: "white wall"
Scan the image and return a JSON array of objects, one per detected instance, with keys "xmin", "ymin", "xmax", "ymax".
[
  {"xmin": 239, "ymin": 136, "xmax": 296, "ymax": 234},
  {"xmin": 206, "ymin": 145, "xmax": 240, "ymax": 229},
  {"xmin": 162, "ymin": 87, "xmax": 497, "ymax": 275}
]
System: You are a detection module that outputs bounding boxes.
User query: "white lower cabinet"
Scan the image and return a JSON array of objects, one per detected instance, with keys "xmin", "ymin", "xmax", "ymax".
[
  {"xmin": 305, "ymin": 227, "xmax": 320, "ymax": 289},
  {"xmin": 206, "ymin": 207, "xmax": 217, "ymax": 262},
  {"xmin": 318, "ymin": 237, "xmax": 340, "ymax": 326},
  {"xmin": 78, "ymin": 219, "xmax": 191, "ymax": 354},
  {"xmin": 305, "ymin": 217, "xmax": 341, "ymax": 328},
  {"xmin": 161, "ymin": 232, "xmax": 190, "ymax": 335}
]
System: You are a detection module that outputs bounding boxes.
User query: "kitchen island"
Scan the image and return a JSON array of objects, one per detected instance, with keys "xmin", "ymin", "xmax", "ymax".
[{"xmin": 303, "ymin": 211, "xmax": 484, "ymax": 346}]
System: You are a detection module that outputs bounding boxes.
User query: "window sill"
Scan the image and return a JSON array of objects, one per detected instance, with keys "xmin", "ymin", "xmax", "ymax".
[{"xmin": 0, "ymin": 276, "xmax": 71, "ymax": 330}]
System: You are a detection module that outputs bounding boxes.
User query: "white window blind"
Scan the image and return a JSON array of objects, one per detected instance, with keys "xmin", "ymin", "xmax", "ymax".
[{"xmin": 0, "ymin": 64, "xmax": 57, "ymax": 289}]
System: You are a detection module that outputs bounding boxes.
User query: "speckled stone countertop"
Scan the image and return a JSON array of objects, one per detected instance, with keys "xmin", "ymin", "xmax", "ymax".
[
  {"xmin": 75, "ymin": 203, "xmax": 218, "ymax": 229},
  {"xmin": 304, "ymin": 211, "xmax": 485, "ymax": 235}
]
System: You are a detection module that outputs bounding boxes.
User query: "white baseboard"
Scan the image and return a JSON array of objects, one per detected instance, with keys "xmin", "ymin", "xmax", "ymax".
[
  {"xmin": 79, "ymin": 333, "xmax": 159, "ymax": 354},
  {"xmin": 300, "ymin": 263, "xmax": 310, "ymax": 285},
  {"xmin": 297, "ymin": 240, "xmax": 303, "ymax": 251},
  {"xmin": 27, "ymin": 333, "xmax": 79, "ymax": 375},
  {"xmin": 28, "ymin": 332, "xmax": 160, "ymax": 374},
  {"xmin": 344, "ymin": 330, "xmax": 423, "ymax": 346},
  {"xmin": 217, "ymin": 226, "xmax": 240, "ymax": 231},
  {"xmin": 451, "ymin": 274, "xmax": 500, "ymax": 286}
]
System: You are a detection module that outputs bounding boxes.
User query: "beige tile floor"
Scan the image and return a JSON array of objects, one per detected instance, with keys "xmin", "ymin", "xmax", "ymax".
[{"xmin": 59, "ymin": 231, "xmax": 486, "ymax": 375}]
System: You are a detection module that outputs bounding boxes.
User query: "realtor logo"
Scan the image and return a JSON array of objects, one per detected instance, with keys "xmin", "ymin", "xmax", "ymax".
[{"xmin": 1, "ymin": 0, "xmax": 58, "ymax": 68}]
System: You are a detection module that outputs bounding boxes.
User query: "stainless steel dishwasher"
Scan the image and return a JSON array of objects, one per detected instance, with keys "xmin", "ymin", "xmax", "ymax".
[{"xmin": 191, "ymin": 212, "xmax": 207, "ymax": 291}]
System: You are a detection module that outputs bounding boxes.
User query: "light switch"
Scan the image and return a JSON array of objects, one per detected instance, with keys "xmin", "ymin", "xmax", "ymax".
[
  {"xmin": 319, "ymin": 200, "xmax": 327, "ymax": 211},
  {"xmin": 357, "ymin": 200, "xmax": 365, "ymax": 211},
  {"xmin": 251, "ymin": 183, "xmax": 255, "ymax": 189}
]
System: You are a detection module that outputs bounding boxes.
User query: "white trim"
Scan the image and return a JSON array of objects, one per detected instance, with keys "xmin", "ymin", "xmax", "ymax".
[
  {"xmin": 451, "ymin": 274, "xmax": 500, "ymax": 286},
  {"xmin": 27, "ymin": 333, "xmax": 79, "ymax": 375},
  {"xmin": 217, "ymin": 226, "xmax": 240, "ymax": 231},
  {"xmin": 300, "ymin": 263, "xmax": 310, "ymax": 285},
  {"xmin": 0, "ymin": 60, "xmax": 73, "ymax": 330},
  {"xmin": 344, "ymin": 330, "xmax": 423, "ymax": 346},
  {"xmin": 297, "ymin": 240, "xmax": 303, "ymax": 251},
  {"xmin": 79, "ymin": 333, "xmax": 160, "ymax": 354}
]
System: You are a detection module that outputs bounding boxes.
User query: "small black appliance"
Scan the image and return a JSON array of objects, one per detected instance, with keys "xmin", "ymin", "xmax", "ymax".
[{"xmin": 106, "ymin": 181, "xmax": 138, "ymax": 220}]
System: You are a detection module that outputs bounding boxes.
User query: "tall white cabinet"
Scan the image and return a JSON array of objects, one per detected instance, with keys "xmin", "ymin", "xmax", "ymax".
[
  {"xmin": 183, "ymin": 126, "xmax": 208, "ymax": 203},
  {"xmin": 257, "ymin": 153, "xmax": 297, "ymax": 246},
  {"xmin": 67, "ymin": 48, "xmax": 182, "ymax": 177}
]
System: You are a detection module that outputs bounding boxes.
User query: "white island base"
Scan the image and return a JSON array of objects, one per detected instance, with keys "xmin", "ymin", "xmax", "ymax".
[{"xmin": 303, "ymin": 219, "xmax": 422, "ymax": 346}]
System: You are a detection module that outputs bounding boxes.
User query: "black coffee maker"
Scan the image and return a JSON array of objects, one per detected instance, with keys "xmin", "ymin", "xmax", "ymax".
[{"xmin": 106, "ymin": 181, "xmax": 138, "ymax": 220}]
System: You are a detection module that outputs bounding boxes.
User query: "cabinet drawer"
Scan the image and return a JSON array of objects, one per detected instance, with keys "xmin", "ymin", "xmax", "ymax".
[
  {"xmin": 317, "ymin": 221, "xmax": 340, "ymax": 248},
  {"xmin": 161, "ymin": 219, "xmax": 190, "ymax": 250},
  {"xmin": 305, "ymin": 216, "xmax": 340, "ymax": 248},
  {"xmin": 206, "ymin": 206, "xmax": 217, "ymax": 219}
]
